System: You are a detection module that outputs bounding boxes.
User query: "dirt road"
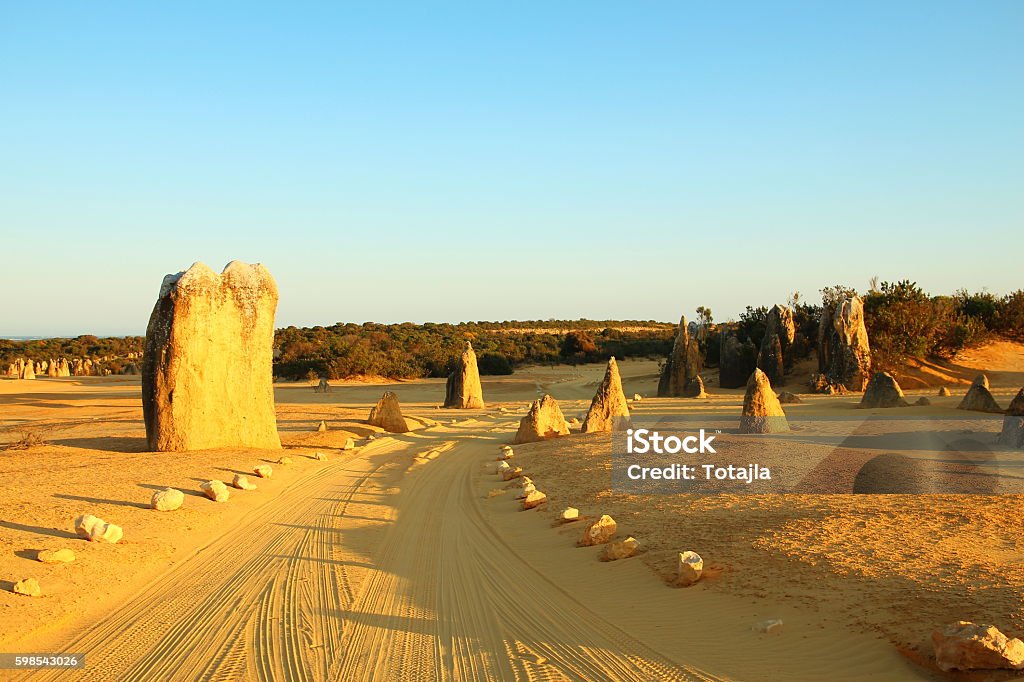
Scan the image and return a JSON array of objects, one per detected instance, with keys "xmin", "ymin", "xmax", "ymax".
[{"xmin": 24, "ymin": 419, "xmax": 723, "ymax": 682}]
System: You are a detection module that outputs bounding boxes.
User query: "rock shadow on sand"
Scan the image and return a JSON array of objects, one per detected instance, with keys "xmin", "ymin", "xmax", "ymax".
[
  {"xmin": 53, "ymin": 492, "xmax": 150, "ymax": 510},
  {"xmin": 0, "ymin": 520, "xmax": 78, "ymax": 540},
  {"xmin": 50, "ymin": 436, "xmax": 148, "ymax": 453}
]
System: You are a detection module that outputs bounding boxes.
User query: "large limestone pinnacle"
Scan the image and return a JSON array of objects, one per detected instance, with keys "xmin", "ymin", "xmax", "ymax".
[
  {"xmin": 658, "ymin": 314, "xmax": 703, "ymax": 397},
  {"xmin": 142, "ymin": 261, "xmax": 282, "ymax": 451},
  {"xmin": 818, "ymin": 296, "xmax": 872, "ymax": 391},
  {"xmin": 582, "ymin": 357, "xmax": 632, "ymax": 433},
  {"xmin": 444, "ymin": 342, "xmax": 485, "ymax": 409},
  {"xmin": 756, "ymin": 304, "xmax": 795, "ymax": 386}
]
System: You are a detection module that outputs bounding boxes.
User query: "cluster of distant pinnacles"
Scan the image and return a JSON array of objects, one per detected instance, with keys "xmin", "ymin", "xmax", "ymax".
[{"xmin": 5, "ymin": 355, "xmax": 140, "ymax": 379}]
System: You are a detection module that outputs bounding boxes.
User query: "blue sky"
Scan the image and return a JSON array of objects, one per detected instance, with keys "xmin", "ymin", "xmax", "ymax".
[{"xmin": 1, "ymin": 1, "xmax": 1022, "ymax": 336}]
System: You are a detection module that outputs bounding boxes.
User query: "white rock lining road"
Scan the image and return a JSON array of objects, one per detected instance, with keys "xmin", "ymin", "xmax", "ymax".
[{"xmin": 21, "ymin": 416, "xmax": 725, "ymax": 682}]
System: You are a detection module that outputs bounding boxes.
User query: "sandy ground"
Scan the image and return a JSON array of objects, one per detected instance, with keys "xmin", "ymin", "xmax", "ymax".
[{"xmin": 1, "ymin": 344, "xmax": 1023, "ymax": 680}]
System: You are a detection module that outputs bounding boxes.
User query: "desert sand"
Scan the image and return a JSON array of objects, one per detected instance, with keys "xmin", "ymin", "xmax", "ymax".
[{"xmin": 2, "ymin": 343, "xmax": 1024, "ymax": 680}]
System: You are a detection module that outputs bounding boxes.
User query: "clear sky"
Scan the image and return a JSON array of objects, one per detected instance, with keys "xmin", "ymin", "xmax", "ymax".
[{"xmin": 1, "ymin": 1, "xmax": 1022, "ymax": 337}]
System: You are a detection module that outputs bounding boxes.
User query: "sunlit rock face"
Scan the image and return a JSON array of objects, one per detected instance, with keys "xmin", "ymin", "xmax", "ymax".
[{"xmin": 142, "ymin": 261, "xmax": 282, "ymax": 452}]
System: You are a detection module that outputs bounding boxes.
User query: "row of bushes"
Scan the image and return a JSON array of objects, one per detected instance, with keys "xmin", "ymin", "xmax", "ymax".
[
  {"xmin": 697, "ymin": 283, "xmax": 1024, "ymax": 376},
  {"xmin": 273, "ymin": 321, "xmax": 676, "ymax": 381},
  {"xmin": 863, "ymin": 282, "xmax": 1024, "ymax": 371},
  {"xmin": 5, "ymin": 289, "xmax": 1021, "ymax": 381}
]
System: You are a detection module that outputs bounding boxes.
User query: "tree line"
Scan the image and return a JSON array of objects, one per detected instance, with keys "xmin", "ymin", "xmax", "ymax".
[
  {"xmin": 273, "ymin": 320, "xmax": 676, "ymax": 381},
  {"xmin": 4, "ymin": 288, "xmax": 1021, "ymax": 381}
]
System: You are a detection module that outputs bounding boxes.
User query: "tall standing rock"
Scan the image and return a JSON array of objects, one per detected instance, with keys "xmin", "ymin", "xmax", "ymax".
[
  {"xmin": 142, "ymin": 261, "xmax": 281, "ymax": 451},
  {"xmin": 368, "ymin": 391, "xmax": 410, "ymax": 433},
  {"xmin": 658, "ymin": 315, "xmax": 703, "ymax": 397},
  {"xmin": 582, "ymin": 357, "xmax": 631, "ymax": 433},
  {"xmin": 817, "ymin": 303, "xmax": 834, "ymax": 375},
  {"xmin": 818, "ymin": 296, "xmax": 872, "ymax": 391},
  {"xmin": 513, "ymin": 394, "xmax": 570, "ymax": 443},
  {"xmin": 739, "ymin": 369, "xmax": 789, "ymax": 434},
  {"xmin": 719, "ymin": 328, "xmax": 757, "ymax": 389},
  {"xmin": 444, "ymin": 342, "xmax": 485, "ymax": 409},
  {"xmin": 757, "ymin": 305, "xmax": 795, "ymax": 386},
  {"xmin": 20, "ymin": 361, "xmax": 36, "ymax": 380}
]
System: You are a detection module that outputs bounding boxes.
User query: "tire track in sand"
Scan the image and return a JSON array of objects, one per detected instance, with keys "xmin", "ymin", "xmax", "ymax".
[
  {"xmin": 23, "ymin": 421, "xmax": 729, "ymax": 681},
  {"xmin": 334, "ymin": 420, "xmax": 727, "ymax": 682},
  {"xmin": 22, "ymin": 440, "xmax": 403, "ymax": 682}
]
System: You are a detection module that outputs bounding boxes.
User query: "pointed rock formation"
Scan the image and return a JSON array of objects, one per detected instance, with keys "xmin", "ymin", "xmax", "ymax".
[
  {"xmin": 719, "ymin": 328, "xmax": 757, "ymax": 389},
  {"xmin": 997, "ymin": 388, "xmax": 1024, "ymax": 449},
  {"xmin": 938, "ymin": 386, "xmax": 952, "ymax": 397},
  {"xmin": 582, "ymin": 357, "xmax": 631, "ymax": 433},
  {"xmin": 683, "ymin": 375, "xmax": 707, "ymax": 398},
  {"xmin": 739, "ymin": 369, "xmax": 789, "ymax": 434},
  {"xmin": 20, "ymin": 361, "xmax": 35, "ymax": 380},
  {"xmin": 757, "ymin": 305, "xmax": 796, "ymax": 386},
  {"xmin": 141, "ymin": 261, "xmax": 282, "ymax": 452},
  {"xmin": 818, "ymin": 296, "xmax": 872, "ymax": 391},
  {"xmin": 513, "ymin": 394, "xmax": 570, "ymax": 444},
  {"xmin": 860, "ymin": 372, "xmax": 910, "ymax": 408},
  {"xmin": 444, "ymin": 342, "xmax": 485, "ymax": 409},
  {"xmin": 368, "ymin": 391, "xmax": 410, "ymax": 433},
  {"xmin": 958, "ymin": 374, "xmax": 1003, "ymax": 414},
  {"xmin": 658, "ymin": 315, "xmax": 703, "ymax": 396}
]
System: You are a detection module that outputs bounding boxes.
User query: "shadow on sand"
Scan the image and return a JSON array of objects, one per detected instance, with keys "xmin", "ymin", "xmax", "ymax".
[
  {"xmin": 53, "ymin": 492, "xmax": 150, "ymax": 510},
  {"xmin": 0, "ymin": 520, "xmax": 78, "ymax": 540},
  {"xmin": 51, "ymin": 436, "xmax": 148, "ymax": 453}
]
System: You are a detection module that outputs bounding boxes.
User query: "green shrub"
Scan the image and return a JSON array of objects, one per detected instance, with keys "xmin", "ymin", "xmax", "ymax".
[
  {"xmin": 478, "ymin": 353, "xmax": 514, "ymax": 375},
  {"xmin": 996, "ymin": 291, "xmax": 1024, "ymax": 339}
]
